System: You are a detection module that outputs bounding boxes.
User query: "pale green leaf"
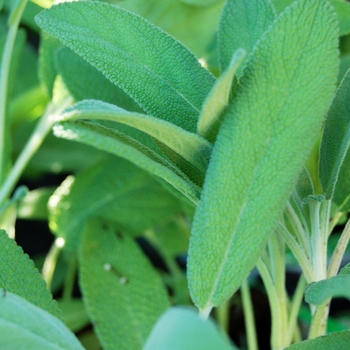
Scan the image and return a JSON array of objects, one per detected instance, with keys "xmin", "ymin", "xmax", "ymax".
[
  {"xmin": 61, "ymin": 99, "xmax": 212, "ymax": 176},
  {"xmin": 35, "ymin": 1, "xmax": 215, "ymax": 132},
  {"xmin": 53, "ymin": 120, "xmax": 200, "ymax": 203},
  {"xmin": 144, "ymin": 307, "xmax": 237, "ymax": 350},
  {"xmin": 218, "ymin": 0, "xmax": 276, "ymax": 75},
  {"xmin": 0, "ymin": 230, "xmax": 62, "ymax": 319},
  {"xmin": 0, "ymin": 290, "xmax": 84, "ymax": 350},
  {"xmin": 188, "ymin": 0, "xmax": 339, "ymax": 313},
  {"xmin": 48, "ymin": 157, "xmax": 184, "ymax": 251},
  {"xmin": 79, "ymin": 219, "xmax": 170, "ymax": 350},
  {"xmin": 284, "ymin": 330, "xmax": 350, "ymax": 350},
  {"xmin": 197, "ymin": 49, "xmax": 245, "ymax": 141},
  {"xmin": 319, "ymin": 70, "xmax": 350, "ymax": 200}
]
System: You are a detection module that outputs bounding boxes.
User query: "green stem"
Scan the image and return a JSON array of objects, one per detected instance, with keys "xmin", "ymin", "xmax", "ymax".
[
  {"xmin": 0, "ymin": 0, "xmax": 28, "ymax": 184},
  {"xmin": 216, "ymin": 299, "xmax": 230, "ymax": 334},
  {"xmin": 241, "ymin": 279, "xmax": 258, "ymax": 350},
  {"xmin": 62, "ymin": 254, "xmax": 77, "ymax": 301},
  {"xmin": 308, "ymin": 299, "xmax": 330, "ymax": 339}
]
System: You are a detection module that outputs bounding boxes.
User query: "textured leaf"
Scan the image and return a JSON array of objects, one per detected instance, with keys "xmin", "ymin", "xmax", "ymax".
[
  {"xmin": 144, "ymin": 307, "xmax": 237, "ymax": 350},
  {"xmin": 35, "ymin": 1, "xmax": 215, "ymax": 132},
  {"xmin": 48, "ymin": 157, "xmax": 183, "ymax": 251},
  {"xmin": 53, "ymin": 121, "xmax": 200, "ymax": 203},
  {"xmin": 0, "ymin": 230, "xmax": 61, "ymax": 319},
  {"xmin": 79, "ymin": 219, "xmax": 170, "ymax": 350},
  {"xmin": 56, "ymin": 47, "xmax": 141, "ymax": 111},
  {"xmin": 188, "ymin": 0, "xmax": 339, "ymax": 313},
  {"xmin": 0, "ymin": 290, "xmax": 83, "ymax": 350},
  {"xmin": 284, "ymin": 330, "xmax": 350, "ymax": 350},
  {"xmin": 61, "ymin": 99, "xmax": 212, "ymax": 176},
  {"xmin": 218, "ymin": 0, "xmax": 276, "ymax": 75},
  {"xmin": 197, "ymin": 49, "xmax": 245, "ymax": 141},
  {"xmin": 305, "ymin": 263, "xmax": 350, "ymax": 305},
  {"xmin": 319, "ymin": 70, "xmax": 350, "ymax": 200}
]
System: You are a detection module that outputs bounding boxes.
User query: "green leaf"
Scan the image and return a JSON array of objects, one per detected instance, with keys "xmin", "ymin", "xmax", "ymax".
[
  {"xmin": 61, "ymin": 99, "xmax": 212, "ymax": 176},
  {"xmin": 177, "ymin": 0, "xmax": 221, "ymax": 7},
  {"xmin": 48, "ymin": 157, "xmax": 184, "ymax": 251},
  {"xmin": 35, "ymin": 1, "xmax": 215, "ymax": 132},
  {"xmin": 218, "ymin": 0, "xmax": 276, "ymax": 75},
  {"xmin": 305, "ymin": 263, "xmax": 350, "ymax": 305},
  {"xmin": 197, "ymin": 49, "xmax": 245, "ymax": 141},
  {"xmin": 0, "ymin": 230, "xmax": 62, "ymax": 319},
  {"xmin": 53, "ymin": 120, "xmax": 200, "ymax": 203},
  {"xmin": 57, "ymin": 299, "xmax": 90, "ymax": 333},
  {"xmin": 144, "ymin": 307, "xmax": 237, "ymax": 350},
  {"xmin": 0, "ymin": 289, "xmax": 84, "ymax": 350},
  {"xmin": 188, "ymin": 0, "xmax": 339, "ymax": 313},
  {"xmin": 79, "ymin": 219, "xmax": 170, "ymax": 350},
  {"xmin": 284, "ymin": 330, "xmax": 350, "ymax": 350},
  {"xmin": 56, "ymin": 47, "xmax": 141, "ymax": 111},
  {"xmin": 319, "ymin": 70, "xmax": 350, "ymax": 200}
]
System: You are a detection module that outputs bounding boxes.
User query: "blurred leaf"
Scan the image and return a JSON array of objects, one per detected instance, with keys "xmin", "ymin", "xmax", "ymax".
[
  {"xmin": 0, "ymin": 289, "xmax": 84, "ymax": 350},
  {"xmin": 79, "ymin": 219, "xmax": 170, "ymax": 350},
  {"xmin": 57, "ymin": 299, "xmax": 90, "ymax": 333},
  {"xmin": 0, "ymin": 230, "xmax": 61, "ymax": 319},
  {"xmin": 143, "ymin": 307, "xmax": 237, "ymax": 350}
]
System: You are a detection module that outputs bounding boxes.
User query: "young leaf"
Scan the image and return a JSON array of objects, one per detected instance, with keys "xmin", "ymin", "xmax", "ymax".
[
  {"xmin": 143, "ymin": 307, "xmax": 237, "ymax": 350},
  {"xmin": 305, "ymin": 263, "xmax": 350, "ymax": 305},
  {"xmin": 53, "ymin": 120, "xmax": 201, "ymax": 203},
  {"xmin": 218, "ymin": 0, "xmax": 276, "ymax": 75},
  {"xmin": 61, "ymin": 99, "xmax": 212, "ymax": 175},
  {"xmin": 188, "ymin": 0, "xmax": 339, "ymax": 314},
  {"xmin": 319, "ymin": 70, "xmax": 350, "ymax": 200},
  {"xmin": 79, "ymin": 219, "xmax": 170, "ymax": 350},
  {"xmin": 284, "ymin": 330, "xmax": 350, "ymax": 350},
  {"xmin": 0, "ymin": 289, "xmax": 84, "ymax": 350},
  {"xmin": 0, "ymin": 230, "xmax": 61, "ymax": 319},
  {"xmin": 48, "ymin": 157, "xmax": 184, "ymax": 251},
  {"xmin": 35, "ymin": 1, "xmax": 215, "ymax": 132},
  {"xmin": 197, "ymin": 49, "xmax": 246, "ymax": 141}
]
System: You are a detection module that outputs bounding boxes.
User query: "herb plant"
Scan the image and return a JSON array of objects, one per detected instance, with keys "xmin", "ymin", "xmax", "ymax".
[{"xmin": 1, "ymin": 0, "xmax": 350, "ymax": 349}]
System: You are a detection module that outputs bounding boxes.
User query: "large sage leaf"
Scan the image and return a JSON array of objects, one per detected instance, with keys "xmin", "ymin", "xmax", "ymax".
[
  {"xmin": 79, "ymin": 219, "xmax": 170, "ymax": 350},
  {"xmin": 188, "ymin": 0, "xmax": 339, "ymax": 314},
  {"xmin": 143, "ymin": 307, "xmax": 237, "ymax": 350},
  {"xmin": 61, "ymin": 100, "xmax": 212, "ymax": 175},
  {"xmin": 0, "ymin": 289, "xmax": 83, "ymax": 350},
  {"xmin": 53, "ymin": 121, "xmax": 201, "ymax": 203},
  {"xmin": 0, "ymin": 230, "xmax": 61, "ymax": 319},
  {"xmin": 35, "ymin": 1, "xmax": 215, "ymax": 132},
  {"xmin": 319, "ymin": 70, "xmax": 350, "ymax": 200},
  {"xmin": 218, "ymin": 0, "xmax": 276, "ymax": 75}
]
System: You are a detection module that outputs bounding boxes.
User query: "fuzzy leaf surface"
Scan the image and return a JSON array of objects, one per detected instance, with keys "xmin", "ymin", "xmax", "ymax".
[
  {"xmin": 35, "ymin": 1, "xmax": 215, "ymax": 132},
  {"xmin": 0, "ymin": 290, "xmax": 83, "ymax": 350},
  {"xmin": 143, "ymin": 307, "xmax": 237, "ymax": 350},
  {"xmin": 79, "ymin": 219, "xmax": 170, "ymax": 350},
  {"xmin": 0, "ymin": 230, "xmax": 61, "ymax": 319},
  {"xmin": 49, "ymin": 157, "xmax": 182, "ymax": 251},
  {"xmin": 53, "ymin": 121, "xmax": 200, "ymax": 203},
  {"xmin": 188, "ymin": 0, "xmax": 338, "ymax": 312},
  {"xmin": 319, "ymin": 70, "xmax": 350, "ymax": 200},
  {"xmin": 218, "ymin": 0, "xmax": 276, "ymax": 75}
]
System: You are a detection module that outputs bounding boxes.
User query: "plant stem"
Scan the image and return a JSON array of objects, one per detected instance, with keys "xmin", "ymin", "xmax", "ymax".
[
  {"xmin": 308, "ymin": 299, "xmax": 330, "ymax": 339},
  {"xmin": 62, "ymin": 254, "xmax": 77, "ymax": 301},
  {"xmin": 0, "ymin": 0, "xmax": 28, "ymax": 184},
  {"xmin": 241, "ymin": 279, "xmax": 258, "ymax": 350},
  {"xmin": 216, "ymin": 299, "xmax": 230, "ymax": 334},
  {"xmin": 328, "ymin": 218, "xmax": 350, "ymax": 278}
]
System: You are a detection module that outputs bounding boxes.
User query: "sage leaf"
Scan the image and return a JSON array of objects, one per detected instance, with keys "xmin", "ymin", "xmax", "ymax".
[
  {"xmin": 53, "ymin": 120, "xmax": 200, "ymax": 203},
  {"xmin": 79, "ymin": 219, "xmax": 170, "ymax": 350},
  {"xmin": 319, "ymin": 70, "xmax": 350, "ymax": 200},
  {"xmin": 35, "ymin": 1, "xmax": 215, "ymax": 132},
  {"xmin": 218, "ymin": 0, "xmax": 276, "ymax": 75},
  {"xmin": 284, "ymin": 330, "xmax": 350, "ymax": 350},
  {"xmin": 0, "ymin": 289, "xmax": 83, "ymax": 350},
  {"xmin": 188, "ymin": 0, "xmax": 338, "ymax": 314},
  {"xmin": 48, "ymin": 157, "xmax": 183, "ymax": 251},
  {"xmin": 61, "ymin": 99, "xmax": 212, "ymax": 175},
  {"xmin": 144, "ymin": 307, "xmax": 237, "ymax": 350},
  {"xmin": 197, "ymin": 49, "xmax": 245, "ymax": 142},
  {"xmin": 0, "ymin": 230, "xmax": 61, "ymax": 319}
]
